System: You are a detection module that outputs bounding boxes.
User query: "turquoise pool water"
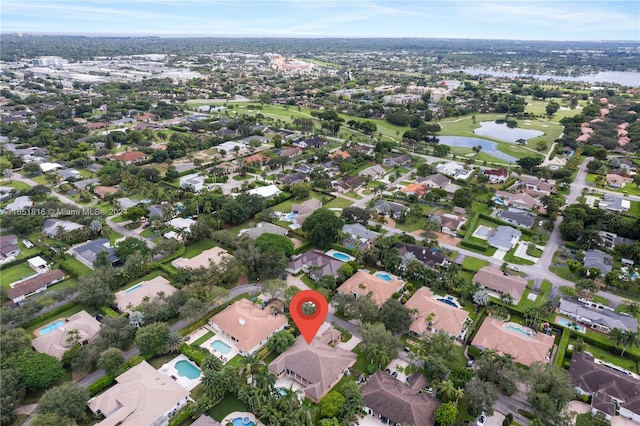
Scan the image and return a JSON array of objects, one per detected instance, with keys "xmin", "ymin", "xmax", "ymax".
[
  {"xmin": 505, "ymin": 323, "xmax": 534, "ymax": 338},
  {"xmin": 175, "ymin": 360, "xmax": 201, "ymax": 379},
  {"xmin": 332, "ymin": 252, "xmax": 351, "ymax": 261},
  {"xmin": 211, "ymin": 339, "xmax": 232, "ymax": 354},
  {"xmin": 124, "ymin": 284, "xmax": 142, "ymax": 294},
  {"xmin": 494, "ymin": 197, "xmax": 506, "ymax": 205},
  {"xmin": 285, "ymin": 212, "xmax": 298, "ymax": 222},
  {"xmin": 437, "ymin": 296, "xmax": 461, "ymax": 308},
  {"xmin": 556, "ymin": 317, "xmax": 586, "ymax": 333},
  {"xmin": 375, "ymin": 273, "xmax": 393, "ymax": 282},
  {"xmin": 37, "ymin": 319, "xmax": 65, "ymax": 336},
  {"xmin": 232, "ymin": 417, "xmax": 255, "ymax": 426}
]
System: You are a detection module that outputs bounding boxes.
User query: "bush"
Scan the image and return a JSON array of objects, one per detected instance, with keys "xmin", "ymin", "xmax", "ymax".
[
  {"xmin": 467, "ymin": 345, "xmax": 482, "ymax": 359},
  {"xmin": 20, "ymin": 302, "xmax": 77, "ymax": 329},
  {"xmin": 167, "ymin": 403, "xmax": 193, "ymax": 426},
  {"xmin": 555, "ymin": 327, "xmax": 571, "ymax": 368},
  {"xmin": 180, "ymin": 344, "xmax": 209, "ymax": 367},
  {"xmin": 101, "ymin": 306, "xmax": 120, "ymax": 317}
]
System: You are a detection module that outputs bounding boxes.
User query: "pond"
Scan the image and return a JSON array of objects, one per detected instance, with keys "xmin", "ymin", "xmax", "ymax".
[
  {"xmin": 473, "ymin": 121, "xmax": 544, "ymax": 143},
  {"xmin": 437, "ymin": 136, "xmax": 518, "ymax": 163}
]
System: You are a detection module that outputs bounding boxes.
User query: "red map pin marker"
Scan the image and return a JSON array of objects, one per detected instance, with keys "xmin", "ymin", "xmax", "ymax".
[{"xmin": 290, "ymin": 290, "xmax": 328, "ymax": 345}]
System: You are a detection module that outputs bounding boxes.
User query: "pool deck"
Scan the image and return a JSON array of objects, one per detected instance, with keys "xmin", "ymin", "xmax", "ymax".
[
  {"xmin": 471, "ymin": 224, "xmax": 495, "ymax": 240},
  {"xmin": 200, "ymin": 331, "xmax": 240, "ymax": 364},
  {"xmin": 324, "ymin": 249, "xmax": 355, "ymax": 262},
  {"xmin": 158, "ymin": 354, "xmax": 202, "ymax": 391},
  {"xmin": 34, "ymin": 318, "xmax": 66, "ymax": 337},
  {"xmin": 222, "ymin": 412, "xmax": 264, "ymax": 426}
]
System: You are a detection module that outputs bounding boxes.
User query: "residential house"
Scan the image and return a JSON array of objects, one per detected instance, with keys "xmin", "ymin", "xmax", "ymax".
[
  {"xmin": 570, "ymin": 351, "xmax": 640, "ymax": 424},
  {"xmin": 73, "ymin": 178, "xmax": 99, "ymax": 190},
  {"xmin": 291, "ymin": 198, "xmax": 322, "ymax": 227},
  {"xmin": 495, "ymin": 190, "xmax": 537, "ymax": 210},
  {"xmin": 342, "ymin": 223, "xmax": 379, "ymax": 248},
  {"xmin": 352, "ymin": 144, "xmax": 374, "ymax": 155},
  {"xmin": 39, "ymin": 162, "xmax": 63, "ymax": 173},
  {"xmin": 0, "ymin": 234, "xmax": 20, "ymax": 259},
  {"xmin": 330, "ymin": 150, "xmax": 350, "ymax": 160},
  {"xmin": 244, "ymin": 153, "xmax": 268, "ymax": 166},
  {"xmin": 383, "ymin": 154, "xmax": 412, "ymax": 167},
  {"xmin": 471, "ymin": 316, "xmax": 554, "ymax": 366},
  {"xmin": 180, "ymin": 173, "xmax": 205, "ymax": 193},
  {"xmin": 239, "ymin": 222, "xmax": 289, "ymax": 239},
  {"xmin": 337, "ymin": 270, "xmax": 404, "ymax": 307},
  {"xmin": 301, "ymin": 135, "xmax": 328, "ymax": 149},
  {"xmin": 33, "ymin": 311, "xmax": 100, "ymax": 359},
  {"xmin": 599, "ymin": 194, "xmax": 631, "ymax": 213},
  {"xmin": 108, "ymin": 151, "xmax": 148, "ymax": 164},
  {"xmin": 598, "ymin": 231, "xmax": 636, "ymax": 250},
  {"xmin": 372, "ymin": 200, "xmax": 407, "ymax": 218},
  {"xmin": 93, "ymin": 186, "xmax": 119, "ymax": 198},
  {"xmin": 396, "ymin": 242, "xmax": 451, "ymax": 269},
  {"xmin": 287, "ymin": 249, "xmax": 343, "ymax": 280},
  {"xmin": 268, "ymin": 328, "xmax": 356, "ymax": 403},
  {"xmin": 521, "ymin": 177, "xmax": 554, "ymax": 196},
  {"xmin": 28, "ymin": 256, "xmax": 49, "ymax": 273},
  {"xmin": 277, "ymin": 171, "xmax": 308, "ymax": 186},
  {"xmin": 168, "ymin": 217, "xmax": 196, "ymax": 233},
  {"xmin": 42, "ymin": 218, "xmax": 84, "ymax": 238},
  {"xmin": 619, "ymin": 158, "xmax": 638, "ymax": 173},
  {"xmin": 191, "ymin": 415, "xmax": 223, "ymax": 426},
  {"xmin": 606, "ymin": 173, "xmax": 633, "ymax": 189},
  {"xmin": 583, "ymin": 249, "xmax": 614, "ymax": 277},
  {"xmin": 115, "ymin": 276, "xmax": 177, "ymax": 313},
  {"xmin": 405, "ymin": 287, "xmax": 471, "ymax": 340},
  {"xmin": 360, "ymin": 164, "xmax": 385, "ymax": 180},
  {"xmin": 483, "ymin": 168, "xmax": 509, "ymax": 184},
  {"xmin": 558, "ymin": 298, "xmax": 637, "ymax": 333},
  {"xmin": 71, "ymin": 238, "xmax": 119, "ymax": 269},
  {"xmin": 488, "ymin": 226, "xmax": 522, "ymax": 251},
  {"xmin": 216, "ymin": 141, "xmax": 246, "ymax": 154},
  {"xmin": 279, "ymin": 147, "xmax": 303, "ymax": 157},
  {"xmin": 58, "ymin": 168, "xmax": 81, "ymax": 180},
  {"xmin": 5, "ymin": 196, "xmax": 32, "ymax": 212},
  {"xmin": 87, "ymin": 361, "xmax": 190, "ymax": 426},
  {"xmin": 497, "ymin": 210, "xmax": 536, "ymax": 229},
  {"xmin": 473, "ymin": 266, "xmax": 527, "ymax": 303},
  {"xmin": 430, "ymin": 212, "xmax": 466, "ymax": 235},
  {"xmin": 172, "ymin": 247, "xmax": 232, "ymax": 270},
  {"xmin": 247, "ymin": 184, "xmax": 282, "ymax": 199},
  {"xmin": 435, "ymin": 162, "xmax": 472, "ymax": 180},
  {"xmin": 417, "ymin": 173, "xmax": 451, "ymax": 189},
  {"xmin": 7, "ymin": 269, "xmax": 66, "ymax": 305},
  {"xmin": 333, "ymin": 176, "xmax": 365, "ymax": 193},
  {"xmin": 208, "ymin": 299, "xmax": 288, "ymax": 355},
  {"xmin": 400, "ymin": 183, "xmax": 427, "ymax": 197},
  {"xmin": 361, "ymin": 371, "xmax": 441, "ymax": 426}
]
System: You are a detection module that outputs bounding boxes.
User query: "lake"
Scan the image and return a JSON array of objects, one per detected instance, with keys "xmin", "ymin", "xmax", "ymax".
[
  {"xmin": 473, "ymin": 121, "xmax": 543, "ymax": 143},
  {"xmin": 454, "ymin": 69, "xmax": 640, "ymax": 87},
  {"xmin": 437, "ymin": 136, "xmax": 518, "ymax": 163}
]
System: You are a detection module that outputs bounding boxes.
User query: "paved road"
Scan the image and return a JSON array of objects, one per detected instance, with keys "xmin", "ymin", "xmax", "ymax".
[
  {"xmin": 75, "ymin": 284, "xmax": 262, "ymax": 388},
  {"xmin": 105, "ymin": 215, "xmax": 156, "ymax": 249},
  {"xmin": 494, "ymin": 394, "xmax": 531, "ymax": 426},
  {"xmin": 10, "ymin": 171, "xmax": 83, "ymax": 208}
]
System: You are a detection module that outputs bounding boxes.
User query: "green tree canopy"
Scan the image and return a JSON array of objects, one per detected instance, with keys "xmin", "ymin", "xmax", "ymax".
[
  {"xmin": 301, "ymin": 208, "xmax": 344, "ymax": 249},
  {"xmin": 255, "ymin": 233, "xmax": 294, "ymax": 258},
  {"xmin": 37, "ymin": 383, "xmax": 90, "ymax": 421}
]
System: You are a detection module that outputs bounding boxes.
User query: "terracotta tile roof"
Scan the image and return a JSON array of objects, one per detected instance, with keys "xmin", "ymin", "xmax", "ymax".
[
  {"xmin": 472, "ymin": 266, "xmax": 527, "ymax": 303},
  {"xmin": 471, "ymin": 317, "xmax": 554, "ymax": 366},
  {"xmin": 405, "ymin": 287, "xmax": 469, "ymax": 337},
  {"xmin": 108, "ymin": 151, "xmax": 147, "ymax": 162},
  {"xmin": 337, "ymin": 270, "xmax": 404, "ymax": 307},
  {"xmin": 7, "ymin": 269, "xmax": 65, "ymax": 301}
]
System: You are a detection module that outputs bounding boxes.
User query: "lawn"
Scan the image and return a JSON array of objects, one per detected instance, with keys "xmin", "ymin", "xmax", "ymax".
[
  {"xmin": 0, "ymin": 180, "xmax": 32, "ymax": 192},
  {"xmin": 2, "ymin": 262, "xmax": 37, "ymax": 287},
  {"xmin": 323, "ymin": 196, "xmax": 353, "ymax": 209},
  {"xmin": 461, "ymin": 257, "xmax": 489, "ymax": 272},
  {"xmin": 568, "ymin": 340, "xmax": 637, "ymax": 373},
  {"xmin": 107, "ymin": 229, "xmax": 124, "ymax": 245},
  {"xmin": 394, "ymin": 218, "xmax": 426, "ymax": 233},
  {"xmin": 191, "ymin": 331, "xmax": 215, "ymax": 346},
  {"xmin": 207, "ymin": 395, "xmax": 251, "ymax": 422},
  {"xmin": 56, "ymin": 256, "xmax": 93, "ymax": 277},
  {"xmin": 270, "ymin": 190, "xmax": 325, "ymax": 213},
  {"xmin": 183, "ymin": 239, "xmax": 217, "ymax": 258},
  {"xmin": 25, "ymin": 303, "xmax": 95, "ymax": 334}
]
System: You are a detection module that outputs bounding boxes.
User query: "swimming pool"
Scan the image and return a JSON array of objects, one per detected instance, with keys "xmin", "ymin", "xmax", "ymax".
[
  {"xmin": 124, "ymin": 284, "xmax": 142, "ymax": 294},
  {"xmin": 494, "ymin": 197, "xmax": 506, "ymax": 205},
  {"xmin": 37, "ymin": 319, "xmax": 65, "ymax": 336},
  {"xmin": 232, "ymin": 417, "xmax": 255, "ymax": 426},
  {"xmin": 285, "ymin": 212, "xmax": 298, "ymax": 222},
  {"xmin": 375, "ymin": 273, "xmax": 393, "ymax": 282},
  {"xmin": 505, "ymin": 322, "xmax": 534, "ymax": 338},
  {"xmin": 332, "ymin": 252, "xmax": 351, "ymax": 262},
  {"xmin": 474, "ymin": 226, "xmax": 492, "ymax": 237},
  {"xmin": 556, "ymin": 317, "xmax": 586, "ymax": 333},
  {"xmin": 437, "ymin": 295, "xmax": 461, "ymax": 308},
  {"xmin": 175, "ymin": 360, "xmax": 201, "ymax": 380},
  {"xmin": 211, "ymin": 339, "xmax": 232, "ymax": 354}
]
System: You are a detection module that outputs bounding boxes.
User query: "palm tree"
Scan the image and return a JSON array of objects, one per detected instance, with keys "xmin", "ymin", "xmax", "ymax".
[
  {"xmin": 240, "ymin": 354, "xmax": 261, "ymax": 383},
  {"xmin": 621, "ymin": 330, "xmax": 639, "ymax": 356},
  {"xmin": 609, "ymin": 328, "xmax": 626, "ymax": 353},
  {"xmin": 438, "ymin": 379, "xmax": 457, "ymax": 402},
  {"xmin": 452, "ymin": 386, "xmax": 465, "ymax": 404},
  {"xmin": 164, "ymin": 331, "xmax": 183, "ymax": 353}
]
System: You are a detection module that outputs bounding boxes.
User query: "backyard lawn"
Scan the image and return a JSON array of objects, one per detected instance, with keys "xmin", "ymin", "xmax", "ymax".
[
  {"xmin": 461, "ymin": 257, "xmax": 489, "ymax": 271},
  {"xmin": 2, "ymin": 262, "xmax": 36, "ymax": 287},
  {"xmin": 323, "ymin": 196, "xmax": 353, "ymax": 209},
  {"xmin": 207, "ymin": 395, "xmax": 251, "ymax": 422},
  {"xmin": 183, "ymin": 239, "xmax": 217, "ymax": 258}
]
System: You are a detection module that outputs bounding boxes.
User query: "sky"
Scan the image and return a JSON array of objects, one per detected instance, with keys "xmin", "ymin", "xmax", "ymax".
[{"xmin": 2, "ymin": 0, "xmax": 639, "ymax": 41}]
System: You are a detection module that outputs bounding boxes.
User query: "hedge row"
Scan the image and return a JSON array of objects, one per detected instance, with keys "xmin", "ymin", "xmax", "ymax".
[
  {"xmin": 293, "ymin": 241, "xmax": 312, "ymax": 255},
  {"xmin": 160, "ymin": 244, "xmax": 187, "ymax": 264},
  {"xmin": 180, "ymin": 344, "xmax": 210, "ymax": 368},
  {"xmin": 21, "ymin": 301, "xmax": 77, "ymax": 329},
  {"xmin": 579, "ymin": 330, "xmax": 640, "ymax": 361},
  {"xmin": 57, "ymin": 257, "xmax": 92, "ymax": 277},
  {"xmin": 264, "ymin": 191, "xmax": 293, "ymax": 209},
  {"xmin": 459, "ymin": 240, "xmax": 488, "ymax": 252},
  {"xmin": 329, "ymin": 243, "xmax": 356, "ymax": 256},
  {"xmin": 101, "ymin": 306, "xmax": 120, "ymax": 317},
  {"xmin": 167, "ymin": 403, "xmax": 194, "ymax": 426},
  {"xmin": 179, "ymin": 294, "xmax": 250, "ymax": 337},
  {"xmin": 0, "ymin": 257, "xmax": 31, "ymax": 271},
  {"xmin": 462, "ymin": 213, "xmax": 480, "ymax": 242},
  {"xmin": 555, "ymin": 327, "xmax": 572, "ymax": 368}
]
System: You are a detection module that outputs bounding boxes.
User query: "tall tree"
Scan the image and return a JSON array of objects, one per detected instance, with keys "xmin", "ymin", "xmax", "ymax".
[
  {"xmin": 36, "ymin": 383, "xmax": 90, "ymax": 421},
  {"xmin": 526, "ymin": 363, "xmax": 576, "ymax": 425},
  {"xmin": 301, "ymin": 208, "xmax": 344, "ymax": 249}
]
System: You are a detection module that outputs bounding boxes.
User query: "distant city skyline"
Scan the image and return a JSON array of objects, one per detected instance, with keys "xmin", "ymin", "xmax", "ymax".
[{"xmin": 3, "ymin": 0, "xmax": 639, "ymax": 41}]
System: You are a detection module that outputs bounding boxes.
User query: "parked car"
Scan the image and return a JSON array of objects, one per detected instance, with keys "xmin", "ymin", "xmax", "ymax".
[
  {"xmin": 476, "ymin": 412, "xmax": 486, "ymax": 426},
  {"xmin": 467, "ymin": 359, "xmax": 474, "ymax": 367},
  {"xmin": 23, "ymin": 239, "xmax": 34, "ymax": 248}
]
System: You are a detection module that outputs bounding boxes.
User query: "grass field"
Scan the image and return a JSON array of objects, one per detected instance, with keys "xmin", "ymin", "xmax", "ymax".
[
  {"xmin": 207, "ymin": 395, "xmax": 251, "ymax": 422},
  {"xmin": 0, "ymin": 180, "xmax": 32, "ymax": 192},
  {"xmin": 270, "ymin": 190, "xmax": 326, "ymax": 213},
  {"xmin": 183, "ymin": 239, "xmax": 217, "ymax": 258},
  {"xmin": 461, "ymin": 257, "xmax": 489, "ymax": 271},
  {"xmin": 2, "ymin": 262, "xmax": 36, "ymax": 287},
  {"xmin": 323, "ymin": 196, "xmax": 353, "ymax": 209}
]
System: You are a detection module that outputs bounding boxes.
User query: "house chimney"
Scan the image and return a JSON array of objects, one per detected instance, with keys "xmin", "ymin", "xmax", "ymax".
[{"xmin": 239, "ymin": 318, "xmax": 245, "ymax": 326}]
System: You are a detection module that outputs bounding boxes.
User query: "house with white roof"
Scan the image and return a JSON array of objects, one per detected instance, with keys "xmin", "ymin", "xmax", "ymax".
[
  {"xmin": 435, "ymin": 162, "xmax": 473, "ymax": 180},
  {"xmin": 180, "ymin": 173, "xmax": 205, "ymax": 193},
  {"xmin": 39, "ymin": 162, "xmax": 63, "ymax": 173},
  {"xmin": 247, "ymin": 184, "xmax": 281, "ymax": 199},
  {"xmin": 4, "ymin": 196, "xmax": 32, "ymax": 211}
]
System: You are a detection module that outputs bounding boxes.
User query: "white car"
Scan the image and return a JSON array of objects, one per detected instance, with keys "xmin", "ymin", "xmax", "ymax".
[
  {"xmin": 23, "ymin": 239, "xmax": 34, "ymax": 248},
  {"xmin": 511, "ymin": 265, "xmax": 521, "ymax": 272},
  {"xmin": 476, "ymin": 412, "xmax": 486, "ymax": 426}
]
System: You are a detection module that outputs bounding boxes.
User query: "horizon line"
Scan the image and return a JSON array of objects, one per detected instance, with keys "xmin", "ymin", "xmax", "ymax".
[{"xmin": 2, "ymin": 32, "xmax": 639, "ymax": 43}]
